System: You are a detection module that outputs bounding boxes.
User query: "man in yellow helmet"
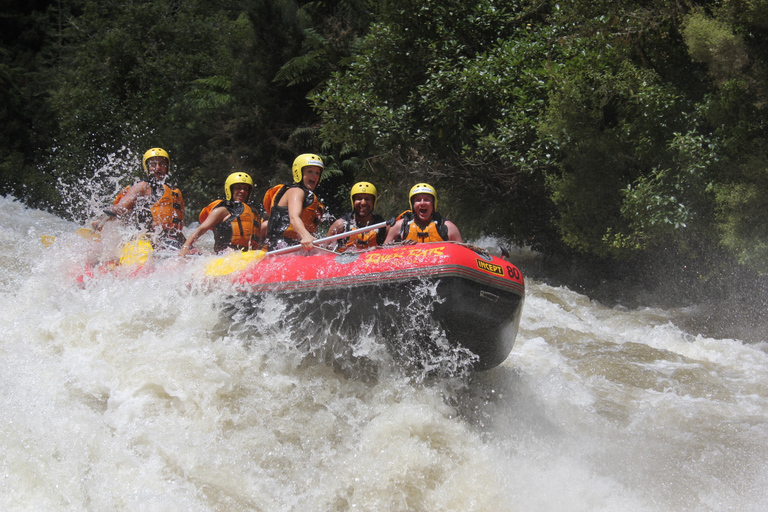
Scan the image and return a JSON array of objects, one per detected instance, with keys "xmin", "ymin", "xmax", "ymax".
[
  {"xmin": 179, "ymin": 172, "xmax": 262, "ymax": 257},
  {"xmin": 263, "ymin": 153, "xmax": 325, "ymax": 251},
  {"xmin": 91, "ymin": 147, "xmax": 186, "ymax": 250},
  {"xmin": 326, "ymin": 181, "xmax": 387, "ymax": 252},
  {"xmin": 384, "ymin": 183, "xmax": 462, "ymax": 244}
]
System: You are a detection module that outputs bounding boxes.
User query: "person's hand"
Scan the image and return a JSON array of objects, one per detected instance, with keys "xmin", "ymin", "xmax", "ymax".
[
  {"xmin": 300, "ymin": 234, "xmax": 316, "ymax": 251},
  {"xmin": 91, "ymin": 210, "xmax": 117, "ymax": 232}
]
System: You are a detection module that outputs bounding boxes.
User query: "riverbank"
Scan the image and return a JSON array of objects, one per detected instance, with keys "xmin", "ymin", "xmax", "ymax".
[{"xmin": 506, "ymin": 244, "xmax": 768, "ymax": 345}]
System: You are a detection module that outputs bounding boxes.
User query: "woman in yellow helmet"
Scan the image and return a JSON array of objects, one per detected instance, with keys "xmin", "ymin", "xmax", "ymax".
[
  {"xmin": 179, "ymin": 172, "xmax": 262, "ymax": 257},
  {"xmin": 91, "ymin": 147, "xmax": 186, "ymax": 250},
  {"xmin": 384, "ymin": 183, "xmax": 462, "ymax": 244},
  {"xmin": 263, "ymin": 153, "xmax": 325, "ymax": 251},
  {"xmin": 326, "ymin": 181, "xmax": 387, "ymax": 252}
]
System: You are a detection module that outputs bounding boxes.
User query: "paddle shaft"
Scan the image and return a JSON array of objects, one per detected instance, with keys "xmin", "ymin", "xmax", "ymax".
[{"xmin": 267, "ymin": 220, "xmax": 389, "ymax": 257}]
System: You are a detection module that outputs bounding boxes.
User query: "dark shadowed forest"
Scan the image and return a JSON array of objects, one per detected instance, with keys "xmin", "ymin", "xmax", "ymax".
[{"xmin": 4, "ymin": 0, "xmax": 768, "ymax": 323}]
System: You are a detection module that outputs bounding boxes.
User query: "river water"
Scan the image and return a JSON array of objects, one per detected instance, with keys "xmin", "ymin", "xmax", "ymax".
[{"xmin": 1, "ymin": 194, "xmax": 767, "ymax": 511}]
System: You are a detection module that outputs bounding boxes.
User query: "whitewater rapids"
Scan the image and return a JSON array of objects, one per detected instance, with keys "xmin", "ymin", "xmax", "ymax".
[{"xmin": 1, "ymin": 195, "xmax": 767, "ymax": 511}]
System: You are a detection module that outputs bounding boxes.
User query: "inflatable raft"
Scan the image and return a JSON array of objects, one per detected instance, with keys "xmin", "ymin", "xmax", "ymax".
[
  {"xmin": 224, "ymin": 241, "xmax": 525, "ymax": 371},
  {"xmin": 70, "ymin": 225, "xmax": 525, "ymax": 371}
]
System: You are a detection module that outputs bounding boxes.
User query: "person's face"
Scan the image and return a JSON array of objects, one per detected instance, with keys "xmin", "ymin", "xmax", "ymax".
[
  {"xmin": 146, "ymin": 157, "xmax": 169, "ymax": 181},
  {"xmin": 352, "ymin": 193, "xmax": 375, "ymax": 218},
  {"xmin": 231, "ymin": 183, "xmax": 251, "ymax": 202},
  {"xmin": 301, "ymin": 166, "xmax": 323, "ymax": 190},
  {"xmin": 411, "ymin": 193, "xmax": 434, "ymax": 223}
]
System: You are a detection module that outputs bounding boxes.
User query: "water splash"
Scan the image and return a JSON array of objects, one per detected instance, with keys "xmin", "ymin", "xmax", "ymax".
[
  {"xmin": 219, "ymin": 277, "xmax": 480, "ymax": 382},
  {"xmin": 3, "ymin": 197, "xmax": 768, "ymax": 511},
  {"xmin": 56, "ymin": 146, "xmax": 140, "ymax": 225}
]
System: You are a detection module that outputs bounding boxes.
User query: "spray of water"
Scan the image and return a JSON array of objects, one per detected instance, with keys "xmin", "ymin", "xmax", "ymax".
[
  {"xmin": 3, "ymin": 196, "xmax": 768, "ymax": 511},
  {"xmin": 219, "ymin": 277, "xmax": 479, "ymax": 383},
  {"xmin": 55, "ymin": 146, "xmax": 141, "ymax": 225}
]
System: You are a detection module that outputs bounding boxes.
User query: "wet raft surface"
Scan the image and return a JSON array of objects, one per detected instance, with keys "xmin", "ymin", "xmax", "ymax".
[{"xmin": 224, "ymin": 242, "xmax": 525, "ymax": 372}]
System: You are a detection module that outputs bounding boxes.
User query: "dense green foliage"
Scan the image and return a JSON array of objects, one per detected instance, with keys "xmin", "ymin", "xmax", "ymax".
[
  {"xmin": 315, "ymin": 0, "xmax": 768, "ymax": 277},
  {"xmin": 3, "ymin": 0, "xmax": 768, "ymax": 283}
]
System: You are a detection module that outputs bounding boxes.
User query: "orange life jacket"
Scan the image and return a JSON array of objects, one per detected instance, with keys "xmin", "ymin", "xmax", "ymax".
[
  {"xmin": 397, "ymin": 211, "xmax": 449, "ymax": 243},
  {"xmin": 262, "ymin": 184, "xmax": 283, "ymax": 217},
  {"xmin": 335, "ymin": 212, "xmax": 387, "ymax": 252},
  {"xmin": 114, "ymin": 181, "xmax": 184, "ymax": 233},
  {"xmin": 264, "ymin": 183, "xmax": 324, "ymax": 249},
  {"xmin": 199, "ymin": 199, "xmax": 261, "ymax": 252}
]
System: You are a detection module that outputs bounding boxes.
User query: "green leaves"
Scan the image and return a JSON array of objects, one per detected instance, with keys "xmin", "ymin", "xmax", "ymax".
[
  {"xmin": 8, "ymin": 0, "xmax": 768, "ymax": 277},
  {"xmin": 682, "ymin": 11, "xmax": 748, "ymax": 86},
  {"xmin": 312, "ymin": 1, "xmax": 557, "ymax": 232},
  {"xmin": 185, "ymin": 76, "xmax": 234, "ymax": 110}
]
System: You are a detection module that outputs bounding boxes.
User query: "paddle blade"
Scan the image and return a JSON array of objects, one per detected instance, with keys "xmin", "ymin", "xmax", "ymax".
[
  {"xmin": 76, "ymin": 228, "xmax": 101, "ymax": 242},
  {"xmin": 119, "ymin": 238, "xmax": 154, "ymax": 267},
  {"xmin": 41, "ymin": 228, "xmax": 101, "ymax": 247},
  {"xmin": 205, "ymin": 249, "xmax": 266, "ymax": 277}
]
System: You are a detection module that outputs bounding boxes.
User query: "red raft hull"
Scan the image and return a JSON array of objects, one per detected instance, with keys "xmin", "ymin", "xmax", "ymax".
[{"xmin": 228, "ymin": 242, "xmax": 525, "ymax": 371}]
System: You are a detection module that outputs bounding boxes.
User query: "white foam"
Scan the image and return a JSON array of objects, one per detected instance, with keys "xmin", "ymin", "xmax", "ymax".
[{"xmin": 1, "ymin": 199, "xmax": 767, "ymax": 511}]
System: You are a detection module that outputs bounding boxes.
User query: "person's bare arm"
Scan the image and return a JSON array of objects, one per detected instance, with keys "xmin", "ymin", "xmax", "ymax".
[
  {"xmin": 179, "ymin": 207, "xmax": 230, "ymax": 257},
  {"xmin": 324, "ymin": 218, "xmax": 346, "ymax": 249},
  {"xmin": 446, "ymin": 221, "xmax": 462, "ymax": 242},
  {"xmin": 92, "ymin": 182, "xmax": 152, "ymax": 231},
  {"xmin": 384, "ymin": 219, "xmax": 403, "ymax": 244},
  {"xmin": 285, "ymin": 188, "xmax": 316, "ymax": 250},
  {"xmin": 111, "ymin": 182, "xmax": 152, "ymax": 216},
  {"xmin": 327, "ymin": 218, "xmax": 345, "ymax": 237}
]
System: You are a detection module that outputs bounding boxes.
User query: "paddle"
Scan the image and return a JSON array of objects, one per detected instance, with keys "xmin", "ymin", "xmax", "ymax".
[
  {"xmin": 76, "ymin": 228, "xmax": 102, "ymax": 241},
  {"xmin": 205, "ymin": 220, "xmax": 389, "ymax": 277},
  {"xmin": 39, "ymin": 227, "xmax": 102, "ymax": 247}
]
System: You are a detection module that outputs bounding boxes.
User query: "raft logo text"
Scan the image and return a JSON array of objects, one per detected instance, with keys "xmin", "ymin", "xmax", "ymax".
[
  {"xmin": 363, "ymin": 247, "xmax": 446, "ymax": 265},
  {"xmin": 476, "ymin": 260, "xmax": 504, "ymax": 276}
]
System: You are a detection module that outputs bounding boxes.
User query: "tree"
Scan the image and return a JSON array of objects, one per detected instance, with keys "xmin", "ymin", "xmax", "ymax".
[
  {"xmin": 0, "ymin": 0, "xmax": 58, "ymax": 207},
  {"xmin": 313, "ymin": 0, "xmax": 562, "ymax": 243},
  {"xmin": 45, "ymin": 0, "xmax": 372, "ymax": 220},
  {"xmin": 50, "ymin": 1, "xmax": 242, "ymax": 202},
  {"xmin": 312, "ymin": 0, "xmax": 768, "ymax": 281}
]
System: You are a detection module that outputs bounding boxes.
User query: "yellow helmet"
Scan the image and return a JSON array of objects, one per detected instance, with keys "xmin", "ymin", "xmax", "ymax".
[
  {"xmin": 291, "ymin": 153, "xmax": 324, "ymax": 183},
  {"xmin": 409, "ymin": 183, "xmax": 437, "ymax": 210},
  {"xmin": 350, "ymin": 181, "xmax": 378, "ymax": 209},
  {"xmin": 224, "ymin": 172, "xmax": 254, "ymax": 201},
  {"xmin": 142, "ymin": 148, "xmax": 170, "ymax": 174}
]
